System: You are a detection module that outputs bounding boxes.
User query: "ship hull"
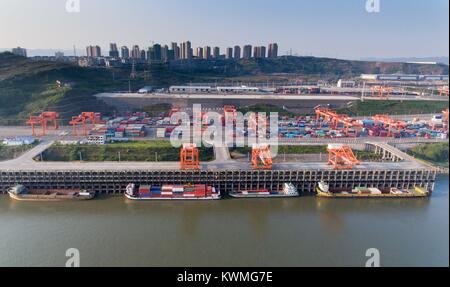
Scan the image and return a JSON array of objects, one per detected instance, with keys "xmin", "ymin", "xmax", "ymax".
[
  {"xmin": 229, "ymin": 193, "xmax": 299, "ymax": 199},
  {"xmin": 316, "ymin": 188, "xmax": 429, "ymax": 199},
  {"xmin": 8, "ymin": 191, "xmax": 95, "ymax": 202},
  {"xmin": 125, "ymin": 193, "xmax": 221, "ymax": 201}
]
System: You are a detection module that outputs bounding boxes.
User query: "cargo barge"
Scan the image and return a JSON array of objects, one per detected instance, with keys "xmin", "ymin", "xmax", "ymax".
[
  {"xmin": 229, "ymin": 183, "xmax": 299, "ymax": 198},
  {"xmin": 125, "ymin": 184, "xmax": 221, "ymax": 200},
  {"xmin": 316, "ymin": 181, "xmax": 429, "ymax": 198},
  {"xmin": 8, "ymin": 185, "xmax": 96, "ymax": 202}
]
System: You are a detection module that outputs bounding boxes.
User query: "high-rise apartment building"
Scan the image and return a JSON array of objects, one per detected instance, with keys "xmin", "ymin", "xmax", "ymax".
[
  {"xmin": 234, "ymin": 46, "xmax": 241, "ymax": 59},
  {"xmin": 109, "ymin": 43, "xmax": 119, "ymax": 58},
  {"xmin": 140, "ymin": 50, "xmax": 147, "ymax": 61},
  {"xmin": 153, "ymin": 44, "xmax": 162, "ymax": 62},
  {"xmin": 196, "ymin": 47, "xmax": 204, "ymax": 59},
  {"xmin": 225, "ymin": 47, "xmax": 233, "ymax": 59},
  {"xmin": 203, "ymin": 46, "xmax": 211, "ymax": 60},
  {"xmin": 213, "ymin": 47, "xmax": 220, "ymax": 59},
  {"xmin": 162, "ymin": 45, "xmax": 169, "ymax": 62},
  {"xmin": 86, "ymin": 45, "xmax": 101, "ymax": 58},
  {"xmin": 254, "ymin": 46, "xmax": 266, "ymax": 58},
  {"xmin": 184, "ymin": 41, "xmax": 192, "ymax": 59},
  {"xmin": 131, "ymin": 45, "xmax": 141, "ymax": 59},
  {"xmin": 268, "ymin": 43, "xmax": 278, "ymax": 58},
  {"xmin": 121, "ymin": 46, "xmax": 130, "ymax": 59},
  {"xmin": 243, "ymin": 45, "xmax": 252, "ymax": 59},
  {"xmin": 171, "ymin": 42, "xmax": 180, "ymax": 60}
]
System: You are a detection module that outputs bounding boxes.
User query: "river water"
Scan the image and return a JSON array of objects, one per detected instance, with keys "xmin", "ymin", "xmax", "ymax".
[{"xmin": 0, "ymin": 177, "xmax": 448, "ymax": 267}]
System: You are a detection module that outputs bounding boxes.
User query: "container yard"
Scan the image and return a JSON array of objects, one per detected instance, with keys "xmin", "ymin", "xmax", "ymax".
[{"xmin": 25, "ymin": 105, "xmax": 446, "ymax": 143}]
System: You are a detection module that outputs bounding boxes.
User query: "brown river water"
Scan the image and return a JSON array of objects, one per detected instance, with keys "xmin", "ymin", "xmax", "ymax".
[{"xmin": 0, "ymin": 176, "xmax": 448, "ymax": 267}]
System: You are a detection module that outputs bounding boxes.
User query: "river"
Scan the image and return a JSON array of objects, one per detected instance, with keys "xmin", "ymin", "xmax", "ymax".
[{"xmin": 0, "ymin": 176, "xmax": 448, "ymax": 267}]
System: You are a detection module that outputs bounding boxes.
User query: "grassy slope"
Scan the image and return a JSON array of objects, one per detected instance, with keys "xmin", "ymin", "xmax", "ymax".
[
  {"xmin": 0, "ymin": 143, "xmax": 37, "ymax": 161},
  {"xmin": 170, "ymin": 56, "xmax": 448, "ymax": 80},
  {"xmin": 408, "ymin": 143, "xmax": 449, "ymax": 167},
  {"xmin": 0, "ymin": 53, "xmax": 194, "ymax": 124},
  {"xmin": 337, "ymin": 100, "xmax": 449, "ymax": 116},
  {"xmin": 39, "ymin": 141, "xmax": 214, "ymax": 162}
]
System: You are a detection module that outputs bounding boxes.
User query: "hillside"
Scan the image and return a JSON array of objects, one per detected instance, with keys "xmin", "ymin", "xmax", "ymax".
[
  {"xmin": 0, "ymin": 53, "xmax": 194, "ymax": 124},
  {"xmin": 0, "ymin": 52, "xmax": 448, "ymax": 124},
  {"xmin": 169, "ymin": 56, "xmax": 448, "ymax": 79}
]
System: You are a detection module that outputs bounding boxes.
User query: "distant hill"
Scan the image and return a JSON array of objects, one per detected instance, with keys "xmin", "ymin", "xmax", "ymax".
[
  {"xmin": 0, "ymin": 52, "xmax": 448, "ymax": 124},
  {"xmin": 361, "ymin": 57, "xmax": 449, "ymax": 66},
  {"xmin": 169, "ymin": 56, "xmax": 448, "ymax": 79}
]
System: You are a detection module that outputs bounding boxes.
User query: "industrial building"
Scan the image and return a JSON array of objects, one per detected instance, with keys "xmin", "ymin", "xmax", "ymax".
[
  {"xmin": 11, "ymin": 47, "xmax": 27, "ymax": 57},
  {"xmin": 361, "ymin": 74, "xmax": 449, "ymax": 81}
]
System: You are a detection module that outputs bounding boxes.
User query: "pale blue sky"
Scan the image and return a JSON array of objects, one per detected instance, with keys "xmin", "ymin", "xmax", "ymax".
[{"xmin": 0, "ymin": 0, "xmax": 448, "ymax": 59}]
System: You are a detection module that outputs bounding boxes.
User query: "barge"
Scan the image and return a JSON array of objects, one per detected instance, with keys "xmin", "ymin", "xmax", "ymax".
[
  {"xmin": 8, "ymin": 185, "xmax": 96, "ymax": 202},
  {"xmin": 229, "ymin": 183, "xmax": 299, "ymax": 198},
  {"xmin": 125, "ymin": 184, "xmax": 221, "ymax": 200},
  {"xmin": 316, "ymin": 181, "xmax": 429, "ymax": 198}
]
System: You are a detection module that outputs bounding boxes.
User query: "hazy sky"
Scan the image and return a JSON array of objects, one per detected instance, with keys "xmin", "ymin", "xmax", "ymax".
[{"xmin": 0, "ymin": 0, "xmax": 448, "ymax": 59}]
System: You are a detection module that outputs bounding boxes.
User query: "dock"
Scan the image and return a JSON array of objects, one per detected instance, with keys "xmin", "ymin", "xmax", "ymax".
[{"xmin": 0, "ymin": 140, "xmax": 438, "ymax": 195}]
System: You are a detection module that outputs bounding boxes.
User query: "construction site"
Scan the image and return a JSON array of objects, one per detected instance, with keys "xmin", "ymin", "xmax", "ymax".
[{"xmin": 0, "ymin": 102, "xmax": 447, "ymax": 196}]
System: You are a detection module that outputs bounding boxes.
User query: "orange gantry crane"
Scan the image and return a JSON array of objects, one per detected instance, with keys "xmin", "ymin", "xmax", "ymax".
[
  {"xmin": 27, "ymin": 115, "xmax": 47, "ymax": 136},
  {"xmin": 373, "ymin": 114, "xmax": 407, "ymax": 137},
  {"xmin": 69, "ymin": 115, "xmax": 88, "ymax": 136},
  {"xmin": 314, "ymin": 106, "xmax": 361, "ymax": 137},
  {"xmin": 80, "ymin": 112, "xmax": 101, "ymax": 125},
  {"xmin": 26, "ymin": 111, "xmax": 60, "ymax": 136},
  {"xmin": 252, "ymin": 144, "xmax": 273, "ymax": 170},
  {"xmin": 327, "ymin": 144, "xmax": 360, "ymax": 170},
  {"xmin": 69, "ymin": 112, "xmax": 101, "ymax": 136},
  {"xmin": 41, "ymin": 111, "xmax": 60, "ymax": 130},
  {"xmin": 371, "ymin": 86, "xmax": 392, "ymax": 99},
  {"xmin": 443, "ymin": 109, "xmax": 449, "ymax": 130},
  {"xmin": 180, "ymin": 143, "xmax": 200, "ymax": 170}
]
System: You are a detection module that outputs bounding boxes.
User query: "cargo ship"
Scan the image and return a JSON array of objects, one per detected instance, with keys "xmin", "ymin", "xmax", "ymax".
[
  {"xmin": 316, "ymin": 181, "xmax": 429, "ymax": 198},
  {"xmin": 8, "ymin": 185, "xmax": 96, "ymax": 202},
  {"xmin": 125, "ymin": 184, "xmax": 221, "ymax": 200},
  {"xmin": 229, "ymin": 183, "xmax": 299, "ymax": 198}
]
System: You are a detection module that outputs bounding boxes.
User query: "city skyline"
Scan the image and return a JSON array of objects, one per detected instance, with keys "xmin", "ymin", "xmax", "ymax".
[{"xmin": 0, "ymin": 0, "xmax": 448, "ymax": 59}]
